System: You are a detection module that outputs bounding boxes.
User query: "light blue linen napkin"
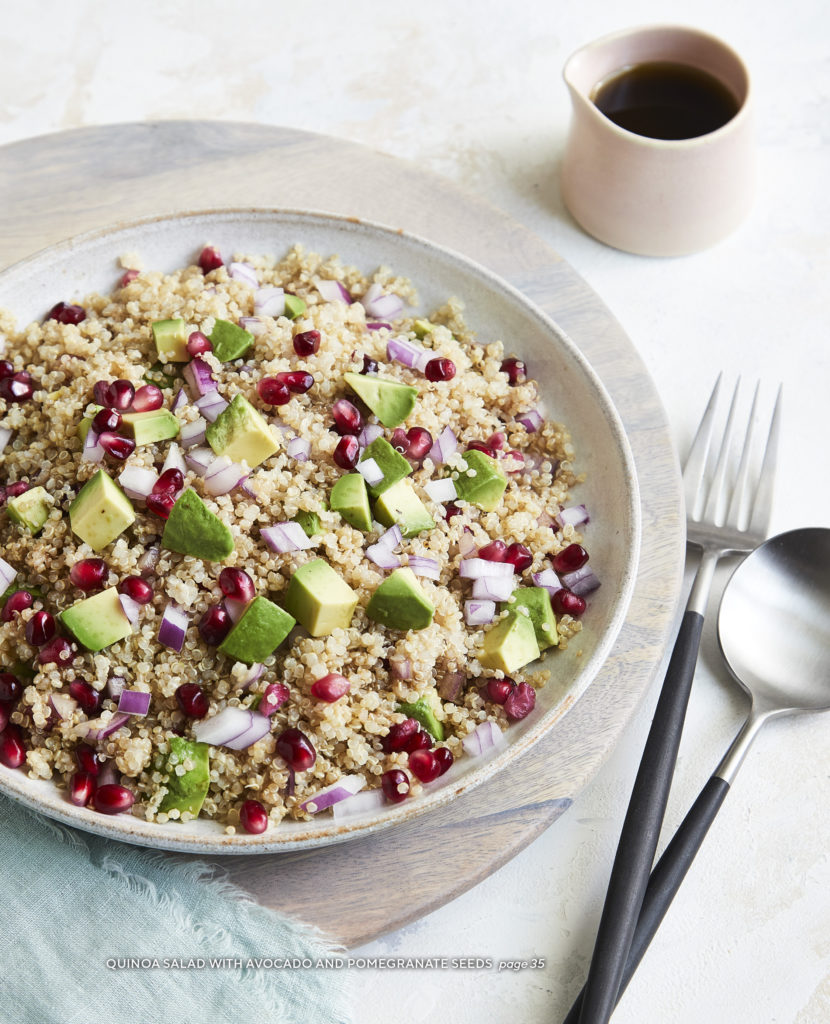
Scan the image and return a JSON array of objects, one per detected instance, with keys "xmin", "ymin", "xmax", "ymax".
[{"xmin": 0, "ymin": 794, "xmax": 352, "ymax": 1024}]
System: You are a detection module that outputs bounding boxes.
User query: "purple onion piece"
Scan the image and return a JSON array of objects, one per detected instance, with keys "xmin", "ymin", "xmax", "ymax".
[
  {"xmin": 517, "ymin": 408, "xmax": 544, "ymax": 433},
  {"xmin": 464, "ymin": 599, "xmax": 496, "ymax": 625},
  {"xmin": 331, "ymin": 787, "xmax": 386, "ymax": 821},
  {"xmin": 357, "ymin": 424, "xmax": 384, "ymax": 448},
  {"xmin": 366, "ymin": 322, "xmax": 392, "ymax": 331},
  {"xmin": 204, "ymin": 455, "xmax": 247, "ymax": 496},
  {"xmin": 229, "ymin": 261, "xmax": 258, "ymax": 288},
  {"xmin": 366, "ymin": 544, "xmax": 401, "ymax": 571},
  {"xmin": 0, "ymin": 427, "xmax": 12, "ymax": 454},
  {"xmin": 424, "ymin": 478, "xmax": 457, "ymax": 503},
  {"xmin": 195, "ymin": 391, "xmax": 228, "ymax": 423},
  {"xmin": 461, "ymin": 720, "xmax": 506, "ymax": 758},
  {"xmin": 193, "ymin": 706, "xmax": 253, "ymax": 748},
  {"xmin": 118, "ymin": 465, "xmax": 158, "ymax": 501},
  {"xmin": 316, "ymin": 279, "xmax": 352, "ymax": 304},
  {"xmin": 356, "ymin": 457, "xmax": 384, "ymax": 487},
  {"xmin": 183, "ymin": 357, "xmax": 216, "ymax": 397},
  {"xmin": 428, "ymin": 426, "xmax": 457, "ymax": 464},
  {"xmin": 261, "ymin": 521, "xmax": 313, "ymax": 553},
  {"xmin": 459, "ymin": 557, "xmax": 514, "ymax": 580},
  {"xmin": 158, "ymin": 603, "xmax": 189, "ymax": 652},
  {"xmin": 408, "ymin": 555, "xmax": 440, "ymax": 580},
  {"xmin": 171, "ymin": 388, "xmax": 188, "ymax": 412},
  {"xmin": 239, "ymin": 316, "xmax": 266, "ymax": 336},
  {"xmin": 555, "ymin": 504, "xmax": 590, "ymax": 529},
  {"xmin": 118, "ymin": 593, "xmax": 142, "ymax": 626},
  {"xmin": 560, "ymin": 566, "xmax": 601, "ymax": 596},
  {"xmin": 0, "ymin": 558, "xmax": 16, "ymax": 593},
  {"xmin": 179, "ymin": 418, "xmax": 207, "ymax": 448},
  {"xmin": 438, "ymin": 671, "xmax": 465, "ymax": 702},
  {"xmin": 253, "ymin": 285, "xmax": 285, "ymax": 318},
  {"xmin": 532, "ymin": 568, "xmax": 563, "ymax": 597},
  {"xmin": 300, "ymin": 775, "xmax": 366, "ymax": 813},
  {"xmin": 286, "ymin": 436, "xmax": 311, "ymax": 462},
  {"xmin": 471, "ymin": 575, "xmax": 516, "ymax": 602},
  {"xmin": 117, "ymin": 689, "xmax": 151, "ymax": 716}
]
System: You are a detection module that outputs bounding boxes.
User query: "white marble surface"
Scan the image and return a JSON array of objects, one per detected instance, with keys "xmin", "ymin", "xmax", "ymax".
[{"xmin": 2, "ymin": 1, "xmax": 829, "ymax": 1021}]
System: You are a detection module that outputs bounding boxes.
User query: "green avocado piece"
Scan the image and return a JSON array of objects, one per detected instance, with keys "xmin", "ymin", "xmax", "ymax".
[
  {"xmin": 479, "ymin": 610, "xmax": 540, "ymax": 674},
  {"xmin": 412, "ymin": 319, "xmax": 435, "ymax": 339},
  {"xmin": 69, "ymin": 470, "xmax": 136, "ymax": 551},
  {"xmin": 284, "ymin": 294, "xmax": 306, "ymax": 319},
  {"xmin": 359, "ymin": 437, "xmax": 412, "ymax": 497},
  {"xmin": 292, "ymin": 510, "xmax": 321, "ymax": 537},
  {"xmin": 210, "ymin": 319, "xmax": 254, "ymax": 362},
  {"xmin": 218, "ymin": 595, "xmax": 296, "ymax": 664},
  {"xmin": 343, "ymin": 372, "xmax": 417, "ymax": 429},
  {"xmin": 452, "ymin": 449, "xmax": 508, "ymax": 512},
  {"xmin": 366, "ymin": 567, "xmax": 435, "ymax": 631},
  {"xmin": 161, "ymin": 489, "xmax": 234, "ymax": 562},
  {"xmin": 121, "ymin": 408, "xmax": 180, "ymax": 446},
  {"xmin": 283, "ymin": 559, "xmax": 358, "ymax": 637},
  {"xmin": 329, "ymin": 473, "xmax": 372, "ymax": 531},
  {"xmin": 205, "ymin": 393, "xmax": 278, "ymax": 469},
  {"xmin": 59, "ymin": 586, "xmax": 133, "ymax": 651},
  {"xmin": 373, "ymin": 479, "xmax": 435, "ymax": 538},
  {"xmin": 503, "ymin": 587, "xmax": 559, "ymax": 650},
  {"xmin": 7, "ymin": 486, "xmax": 52, "ymax": 535},
  {"xmin": 152, "ymin": 319, "xmax": 189, "ymax": 362},
  {"xmin": 397, "ymin": 690, "xmax": 444, "ymax": 740},
  {"xmin": 158, "ymin": 737, "xmax": 211, "ymax": 818}
]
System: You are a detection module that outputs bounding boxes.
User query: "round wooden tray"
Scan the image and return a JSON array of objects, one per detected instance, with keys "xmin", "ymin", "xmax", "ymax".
[{"xmin": 0, "ymin": 121, "xmax": 685, "ymax": 947}]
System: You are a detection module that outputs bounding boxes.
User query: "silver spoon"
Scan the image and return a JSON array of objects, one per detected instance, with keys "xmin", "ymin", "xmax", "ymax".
[{"xmin": 568, "ymin": 527, "xmax": 830, "ymax": 1018}]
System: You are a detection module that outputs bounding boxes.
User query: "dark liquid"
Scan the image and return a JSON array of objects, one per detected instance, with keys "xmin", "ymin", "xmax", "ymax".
[{"xmin": 591, "ymin": 61, "xmax": 740, "ymax": 140}]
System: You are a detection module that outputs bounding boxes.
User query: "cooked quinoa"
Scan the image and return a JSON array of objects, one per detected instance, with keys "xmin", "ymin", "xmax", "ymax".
[{"xmin": 0, "ymin": 243, "xmax": 589, "ymax": 833}]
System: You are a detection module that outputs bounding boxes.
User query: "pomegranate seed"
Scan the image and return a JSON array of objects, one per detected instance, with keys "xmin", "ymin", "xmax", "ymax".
[
  {"xmin": 487, "ymin": 431, "xmax": 507, "ymax": 451},
  {"xmin": 424, "ymin": 357, "xmax": 456, "ymax": 382},
  {"xmin": 105, "ymin": 379, "xmax": 135, "ymax": 411},
  {"xmin": 444, "ymin": 502, "xmax": 462, "ymax": 521},
  {"xmin": 257, "ymin": 377, "xmax": 291, "ymax": 406},
  {"xmin": 99, "ymin": 431, "xmax": 135, "ymax": 460},
  {"xmin": 331, "ymin": 398, "xmax": 362, "ymax": 435},
  {"xmin": 1, "ymin": 590, "xmax": 33, "ymax": 622},
  {"xmin": 118, "ymin": 576, "xmax": 154, "ymax": 605},
  {"xmin": 146, "ymin": 492, "xmax": 175, "ymax": 519},
  {"xmin": 276, "ymin": 727, "xmax": 316, "ymax": 772},
  {"xmin": 310, "ymin": 673, "xmax": 351, "ymax": 702},
  {"xmin": 361, "ymin": 355, "xmax": 379, "ymax": 375},
  {"xmin": 93, "ymin": 783, "xmax": 135, "ymax": 814},
  {"xmin": 390, "ymin": 427, "xmax": 408, "ymax": 454},
  {"xmin": 276, "ymin": 370, "xmax": 314, "ymax": 394},
  {"xmin": 333, "ymin": 435, "xmax": 360, "ymax": 470},
  {"xmin": 479, "ymin": 540, "xmax": 508, "ymax": 562},
  {"xmin": 198, "ymin": 605, "xmax": 231, "ymax": 646},
  {"xmin": 504, "ymin": 681, "xmax": 536, "ymax": 721},
  {"xmin": 504, "ymin": 542, "xmax": 533, "ymax": 573},
  {"xmin": 131, "ymin": 383, "xmax": 164, "ymax": 412},
  {"xmin": 466, "ymin": 440, "xmax": 495, "ymax": 456},
  {"xmin": 408, "ymin": 748, "xmax": 442, "ymax": 783},
  {"xmin": 433, "ymin": 746, "xmax": 454, "ymax": 776},
  {"xmin": 119, "ymin": 269, "xmax": 139, "ymax": 287},
  {"xmin": 76, "ymin": 745, "xmax": 100, "ymax": 775},
  {"xmin": 47, "ymin": 302, "xmax": 86, "ymax": 325},
  {"xmin": 153, "ymin": 467, "xmax": 184, "ymax": 496},
  {"xmin": 70, "ymin": 557, "xmax": 108, "ymax": 591},
  {"xmin": 552, "ymin": 588, "xmax": 587, "ymax": 617},
  {"xmin": 218, "ymin": 567, "xmax": 256, "ymax": 603},
  {"xmin": 382, "ymin": 718, "xmax": 420, "ymax": 753},
  {"xmin": 92, "ymin": 408, "xmax": 122, "ymax": 434},
  {"xmin": 381, "ymin": 768, "xmax": 410, "ymax": 803},
  {"xmin": 503, "ymin": 449, "xmax": 525, "ymax": 472},
  {"xmin": 0, "ymin": 372, "xmax": 34, "ymax": 403},
  {"xmin": 0, "ymin": 704, "xmax": 7, "ymax": 733},
  {"xmin": 259, "ymin": 683, "xmax": 290, "ymax": 717},
  {"xmin": 37, "ymin": 636, "xmax": 74, "ymax": 667},
  {"xmin": 293, "ymin": 330, "xmax": 321, "ymax": 357},
  {"xmin": 93, "ymin": 380, "xmax": 112, "ymax": 406},
  {"xmin": 0, "ymin": 360, "xmax": 13, "ymax": 379},
  {"xmin": 69, "ymin": 679, "xmax": 100, "ymax": 714},
  {"xmin": 187, "ymin": 331, "xmax": 212, "ymax": 356},
  {"xmin": 0, "ymin": 673, "xmax": 22, "ymax": 702},
  {"xmin": 239, "ymin": 799, "xmax": 269, "ymax": 834},
  {"xmin": 176, "ymin": 682, "xmax": 210, "ymax": 718},
  {"xmin": 0, "ymin": 724, "xmax": 26, "ymax": 768},
  {"xmin": 552, "ymin": 543, "xmax": 589, "ymax": 575},
  {"xmin": 198, "ymin": 246, "xmax": 224, "ymax": 273},
  {"xmin": 5, "ymin": 481, "xmax": 29, "ymax": 499},
  {"xmin": 405, "ymin": 728, "xmax": 433, "ymax": 753},
  {"xmin": 69, "ymin": 771, "xmax": 95, "ymax": 807},
  {"xmin": 483, "ymin": 677, "xmax": 515, "ymax": 704},
  {"xmin": 501, "ymin": 357, "xmax": 527, "ymax": 385},
  {"xmin": 26, "ymin": 610, "xmax": 55, "ymax": 647},
  {"xmin": 405, "ymin": 426, "xmax": 433, "ymax": 461}
]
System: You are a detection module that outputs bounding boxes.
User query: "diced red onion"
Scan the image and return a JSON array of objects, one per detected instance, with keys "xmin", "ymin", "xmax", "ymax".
[
  {"xmin": 376, "ymin": 525, "xmax": 403, "ymax": 551},
  {"xmin": 106, "ymin": 676, "xmax": 126, "ymax": 700},
  {"xmin": 532, "ymin": 567, "xmax": 563, "ymax": 597},
  {"xmin": 560, "ymin": 565, "xmax": 601, "ymax": 596},
  {"xmin": 161, "ymin": 442, "xmax": 187, "ymax": 479},
  {"xmin": 555, "ymin": 504, "xmax": 590, "ymax": 529},
  {"xmin": 261, "ymin": 521, "xmax": 313, "ymax": 553},
  {"xmin": 229, "ymin": 261, "xmax": 258, "ymax": 288},
  {"xmin": 0, "ymin": 427, "xmax": 13, "ymax": 453},
  {"xmin": 438, "ymin": 670, "xmax": 465, "ymax": 702},
  {"xmin": 192, "ymin": 706, "xmax": 266, "ymax": 749},
  {"xmin": 118, "ymin": 593, "xmax": 142, "ymax": 625},
  {"xmin": 117, "ymin": 689, "xmax": 151, "ymax": 716},
  {"xmin": 117, "ymin": 465, "xmax": 158, "ymax": 501},
  {"xmin": 49, "ymin": 693, "xmax": 78, "ymax": 720},
  {"xmin": 158, "ymin": 603, "xmax": 189, "ymax": 652},
  {"xmin": 386, "ymin": 335, "xmax": 430, "ymax": 372},
  {"xmin": 366, "ymin": 322, "xmax": 391, "ymax": 331},
  {"xmin": 82, "ymin": 424, "xmax": 105, "ymax": 464},
  {"xmin": 300, "ymin": 775, "xmax": 366, "ymax": 814},
  {"xmin": 356, "ymin": 457, "xmax": 383, "ymax": 487},
  {"xmin": 331, "ymin": 786, "xmax": 386, "ymax": 821},
  {"xmin": 472, "ymin": 575, "xmax": 516, "ymax": 602},
  {"xmin": 459, "ymin": 558, "xmax": 514, "ymax": 579},
  {"xmin": 363, "ymin": 284, "xmax": 404, "ymax": 319},
  {"xmin": 252, "ymin": 285, "xmax": 285, "ymax": 317},
  {"xmin": 408, "ymin": 555, "xmax": 440, "ymax": 580},
  {"xmin": 75, "ymin": 712, "xmax": 130, "ymax": 742},
  {"xmin": 286, "ymin": 436, "xmax": 311, "ymax": 462},
  {"xmin": 238, "ymin": 316, "xmax": 266, "ymax": 336},
  {"xmin": 517, "ymin": 408, "xmax": 544, "ymax": 433},
  {"xmin": 195, "ymin": 391, "xmax": 228, "ymax": 423},
  {"xmin": 222, "ymin": 710, "xmax": 272, "ymax": 750},
  {"xmin": 183, "ymin": 357, "xmax": 216, "ymax": 397},
  {"xmin": 204, "ymin": 455, "xmax": 247, "ymax": 496},
  {"xmin": 464, "ymin": 599, "xmax": 495, "ymax": 625},
  {"xmin": 536, "ymin": 510, "xmax": 555, "ymax": 528},
  {"xmin": 366, "ymin": 544, "xmax": 401, "ymax": 571},
  {"xmin": 184, "ymin": 446, "xmax": 214, "ymax": 477},
  {"xmin": 428, "ymin": 426, "xmax": 457, "ymax": 464},
  {"xmin": 171, "ymin": 388, "xmax": 188, "ymax": 412},
  {"xmin": 0, "ymin": 558, "xmax": 16, "ymax": 593},
  {"xmin": 424, "ymin": 478, "xmax": 457, "ymax": 503},
  {"xmin": 388, "ymin": 656, "xmax": 412, "ymax": 681},
  {"xmin": 316, "ymin": 279, "xmax": 352, "ymax": 304},
  {"xmin": 222, "ymin": 598, "xmax": 247, "ymax": 625},
  {"xmin": 358, "ymin": 424, "xmax": 383, "ymax": 448},
  {"xmin": 458, "ymin": 531, "xmax": 477, "ymax": 558},
  {"xmin": 179, "ymin": 417, "xmax": 207, "ymax": 448},
  {"xmin": 461, "ymin": 720, "xmax": 507, "ymax": 758},
  {"xmin": 239, "ymin": 662, "xmax": 265, "ymax": 689}
]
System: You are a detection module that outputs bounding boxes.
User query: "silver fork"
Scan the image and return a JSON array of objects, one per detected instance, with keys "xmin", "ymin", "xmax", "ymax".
[{"xmin": 565, "ymin": 375, "xmax": 782, "ymax": 1024}]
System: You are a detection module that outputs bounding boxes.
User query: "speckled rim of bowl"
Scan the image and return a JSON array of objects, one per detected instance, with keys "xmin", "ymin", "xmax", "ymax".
[{"xmin": 0, "ymin": 208, "xmax": 641, "ymax": 854}]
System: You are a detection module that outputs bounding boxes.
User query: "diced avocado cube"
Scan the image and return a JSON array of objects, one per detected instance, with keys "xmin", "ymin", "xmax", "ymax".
[
  {"xmin": 359, "ymin": 437, "xmax": 412, "ymax": 497},
  {"xmin": 69, "ymin": 470, "xmax": 136, "ymax": 551},
  {"xmin": 205, "ymin": 394, "xmax": 278, "ymax": 469},
  {"xmin": 343, "ymin": 372, "xmax": 417, "ymax": 429},
  {"xmin": 210, "ymin": 319, "xmax": 254, "ymax": 362},
  {"xmin": 283, "ymin": 559, "xmax": 358, "ymax": 637},
  {"xmin": 284, "ymin": 294, "xmax": 306, "ymax": 319},
  {"xmin": 412, "ymin": 319, "xmax": 434, "ymax": 339},
  {"xmin": 152, "ymin": 319, "xmax": 189, "ymax": 362},
  {"xmin": 503, "ymin": 587, "xmax": 559, "ymax": 650},
  {"xmin": 329, "ymin": 474, "xmax": 372, "ymax": 532},
  {"xmin": 78, "ymin": 405, "xmax": 102, "ymax": 444},
  {"xmin": 366, "ymin": 567, "xmax": 435, "ymax": 631},
  {"xmin": 121, "ymin": 408, "xmax": 180, "ymax": 446},
  {"xmin": 218, "ymin": 595, "xmax": 296, "ymax": 664},
  {"xmin": 161, "ymin": 489, "xmax": 234, "ymax": 562},
  {"xmin": 6, "ymin": 486, "xmax": 52, "ymax": 535},
  {"xmin": 479, "ymin": 610, "xmax": 540, "ymax": 674},
  {"xmin": 453, "ymin": 449, "xmax": 507, "ymax": 512},
  {"xmin": 292, "ymin": 510, "xmax": 321, "ymax": 537},
  {"xmin": 59, "ymin": 586, "xmax": 133, "ymax": 651},
  {"xmin": 373, "ymin": 479, "xmax": 435, "ymax": 538},
  {"xmin": 158, "ymin": 737, "xmax": 210, "ymax": 818},
  {"xmin": 397, "ymin": 690, "xmax": 444, "ymax": 740}
]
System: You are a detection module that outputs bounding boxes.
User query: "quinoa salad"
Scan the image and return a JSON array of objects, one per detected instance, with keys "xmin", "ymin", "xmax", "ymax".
[{"xmin": 0, "ymin": 241, "xmax": 600, "ymax": 836}]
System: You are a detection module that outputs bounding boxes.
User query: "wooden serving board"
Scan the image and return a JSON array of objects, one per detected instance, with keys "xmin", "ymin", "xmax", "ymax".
[{"xmin": 0, "ymin": 121, "xmax": 685, "ymax": 947}]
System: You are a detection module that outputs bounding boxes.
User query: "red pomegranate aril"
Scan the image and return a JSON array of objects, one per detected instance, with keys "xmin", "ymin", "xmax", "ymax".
[
  {"xmin": 93, "ymin": 380, "xmax": 112, "ymax": 406},
  {"xmin": 276, "ymin": 370, "xmax": 314, "ymax": 394},
  {"xmin": 361, "ymin": 354, "xmax": 379, "ymax": 375},
  {"xmin": 187, "ymin": 330, "xmax": 212, "ymax": 356},
  {"xmin": 293, "ymin": 329, "xmax": 321, "ymax": 357},
  {"xmin": 390, "ymin": 427, "xmax": 408, "ymax": 454},
  {"xmin": 444, "ymin": 502, "xmax": 462, "ymax": 521},
  {"xmin": 47, "ymin": 301, "xmax": 86, "ymax": 325},
  {"xmin": 0, "ymin": 359, "xmax": 13, "ymax": 379},
  {"xmin": 146, "ymin": 492, "xmax": 175, "ymax": 519},
  {"xmin": 310, "ymin": 673, "xmax": 351, "ymax": 703},
  {"xmin": 5, "ymin": 481, "xmax": 29, "ymax": 499},
  {"xmin": 76, "ymin": 745, "xmax": 100, "ymax": 775},
  {"xmin": 487, "ymin": 431, "xmax": 507, "ymax": 451},
  {"xmin": 1, "ymin": 590, "xmax": 33, "ymax": 622},
  {"xmin": 153, "ymin": 467, "xmax": 184, "ymax": 496},
  {"xmin": 466, "ymin": 440, "xmax": 494, "ymax": 456},
  {"xmin": 92, "ymin": 408, "xmax": 122, "ymax": 434},
  {"xmin": 260, "ymin": 682, "xmax": 290, "ymax": 717},
  {"xmin": 381, "ymin": 718, "xmax": 420, "ymax": 753},
  {"xmin": 176, "ymin": 682, "xmax": 210, "ymax": 718},
  {"xmin": 218, "ymin": 567, "xmax": 255, "ymax": 604},
  {"xmin": 69, "ymin": 771, "xmax": 96, "ymax": 807},
  {"xmin": 424, "ymin": 357, "xmax": 456, "ymax": 382},
  {"xmin": 99, "ymin": 431, "xmax": 136, "ymax": 460},
  {"xmin": 404, "ymin": 728, "xmax": 433, "ymax": 753},
  {"xmin": 433, "ymin": 746, "xmax": 454, "ymax": 776},
  {"xmin": 0, "ymin": 372, "xmax": 34, "ymax": 403},
  {"xmin": 0, "ymin": 703, "xmax": 9, "ymax": 734},
  {"xmin": 406, "ymin": 426, "xmax": 433, "ymax": 460},
  {"xmin": 0, "ymin": 673, "xmax": 22, "ymax": 703},
  {"xmin": 552, "ymin": 543, "xmax": 589, "ymax": 575},
  {"xmin": 198, "ymin": 246, "xmax": 224, "ymax": 273},
  {"xmin": 504, "ymin": 681, "xmax": 536, "ymax": 721},
  {"xmin": 198, "ymin": 604, "xmax": 232, "ymax": 646},
  {"xmin": 501, "ymin": 356, "xmax": 527, "ymax": 385},
  {"xmin": 106, "ymin": 379, "xmax": 135, "ymax": 411},
  {"xmin": 552, "ymin": 588, "xmax": 587, "ymax": 618},
  {"xmin": 504, "ymin": 542, "xmax": 533, "ymax": 573},
  {"xmin": 131, "ymin": 383, "xmax": 164, "ymax": 412},
  {"xmin": 333, "ymin": 435, "xmax": 360, "ymax": 470},
  {"xmin": 408, "ymin": 748, "xmax": 442, "ymax": 784},
  {"xmin": 70, "ymin": 557, "xmax": 108, "ymax": 591},
  {"xmin": 118, "ymin": 576, "xmax": 154, "ymax": 605},
  {"xmin": 503, "ymin": 449, "xmax": 525, "ymax": 472},
  {"xmin": 239, "ymin": 799, "xmax": 269, "ymax": 834},
  {"xmin": 26, "ymin": 610, "xmax": 56, "ymax": 647},
  {"xmin": 276, "ymin": 727, "xmax": 316, "ymax": 772},
  {"xmin": 257, "ymin": 376, "xmax": 291, "ymax": 406},
  {"xmin": 0, "ymin": 724, "xmax": 26, "ymax": 768},
  {"xmin": 381, "ymin": 768, "xmax": 410, "ymax": 804},
  {"xmin": 93, "ymin": 783, "xmax": 135, "ymax": 814},
  {"xmin": 69, "ymin": 679, "xmax": 101, "ymax": 714},
  {"xmin": 479, "ymin": 540, "xmax": 508, "ymax": 562},
  {"xmin": 483, "ymin": 677, "xmax": 515, "ymax": 704},
  {"xmin": 37, "ymin": 636, "xmax": 73, "ymax": 667},
  {"xmin": 119, "ymin": 269, "xmax": 139, "ymax": 287},
  {"xmin": 331, "ymin": 398, "xmax": 362, "ymax": 436}
]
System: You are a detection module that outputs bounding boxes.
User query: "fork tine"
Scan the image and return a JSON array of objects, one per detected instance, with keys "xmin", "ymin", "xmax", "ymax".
[
  {"xmin": 747, "ymin": 384, "xmax": 783, "ymax": 537},
  {"xmin": 725, "ymin": 381, "xmax": 761, "ymax": 530},
  {"xmin": 683, "ymin": 372, "xmax": 722, "ymax": 519},
  {"xmin": 702, "ymin": 377, "xmax": 742, "ymax": 525}
]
